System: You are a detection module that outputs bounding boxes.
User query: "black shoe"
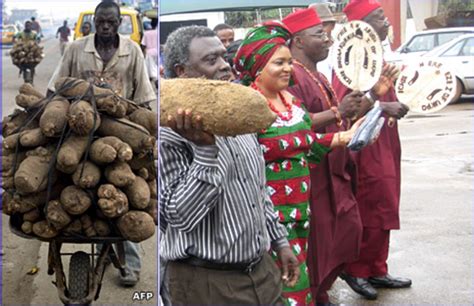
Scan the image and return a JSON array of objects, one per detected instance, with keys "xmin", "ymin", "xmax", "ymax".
[
  {"xmin": 340, "ymin": 273, "xmax": 378, "ymax": 300},
  {"xmin": 368, "ymin": 274, "xmax": 412, "ymax": 288}
]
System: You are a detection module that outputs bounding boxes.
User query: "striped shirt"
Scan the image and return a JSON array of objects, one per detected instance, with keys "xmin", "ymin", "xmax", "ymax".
[{"xmin": 160, "ymin": 127, "xmax": 289, "ymax": 264}]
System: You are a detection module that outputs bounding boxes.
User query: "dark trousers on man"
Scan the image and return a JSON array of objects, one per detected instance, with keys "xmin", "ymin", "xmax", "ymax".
[
  {"xmin": 167, "ymin": 253, "xmax": 283, "ymax": 305},
  {"xmin": 345, "ymin": 228, "xmax": 390, "ymax": 278}
]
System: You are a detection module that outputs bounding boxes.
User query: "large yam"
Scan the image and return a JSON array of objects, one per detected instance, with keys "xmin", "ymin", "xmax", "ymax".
[
  {"xmin": 19, "ymin": 128, "xmax": 48, "ymax": 147},
  {"xmin": 68, "ymin": 100, "xmax": 101, "ymax": 135},
  {"xmin": 160, "ymin": 78, "xmax": 277, "ymax": 136},
  {"xmin": 124, "ymin": 176, "xmax": 150, "ymax": 209},
  {"xmin": 128, "ymin": 108, "xmax": 157, "ymax": 136},
  {"xmin": 117, "ymin": 211, "xmax": 155, "ymax": 242},
  {"xmin": 60, "ymin": 185, "xmax": 92, "ymax": 215},
  {"xmin": 90, "ymin": 136, "xmax": 133, "ymax": 164},
  {"xmin": 72, "ymin": 161, "xmax": 101, "ymax": 189},
  {"xmin": 3, "ymin": 109, "xmax": 30, "ymax": 137},
  {"xmin": 98, "ymin": 117, "xmax": 155, "ymax": 155},
  {"xmin": 32, "ymin": 220, "xmax": 58, "ymax": 238},
  {"xmin": 54, "ymin": 77, "xmax": 112, "ymax": 99},
  {"xmin": 39, "ymin": 97, "xmax": 69, "ymax": 137},
  {"xmin": 97, "ymin": 184, "xmax": 129, "ymax": 218},
  {"xmin": 46, "ymin": 200, "xmax": 71, "ymax": 230},
  {"xmin": 14, "ymin": 147, "xmax": 56, "ymax": 194},
  {"xmin": 56, "ymin": 135, "xmax": 89, "ymax": 174},
  {"xmin": 104, "ymin": 162, "xmax": 136, "ymax": 187},
  {"xmin": 15, "ymin": 94, "xmax": 44, "ymax": 109},
  {"xmin": 19, "ymin": 83, "xmax": 44, "ymax": 99}
]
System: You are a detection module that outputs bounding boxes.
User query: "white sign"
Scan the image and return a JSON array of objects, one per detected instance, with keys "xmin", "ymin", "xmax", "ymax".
[
  {"xmin": 395, "ymin": 60, "xmax": 457, "ymax": 114},
  {"xmin": 333, "ymin": 20, "xmax": 384, "ymax": 92}
]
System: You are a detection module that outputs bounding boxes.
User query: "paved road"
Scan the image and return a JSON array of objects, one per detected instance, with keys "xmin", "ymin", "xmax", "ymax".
[
  {"xmin": 329, "ymin": 102, "xmax": 474, "ymax": 304},
  {"xmin": 2, "ymin": 38, "xmax": 158, "ymax": 305}
]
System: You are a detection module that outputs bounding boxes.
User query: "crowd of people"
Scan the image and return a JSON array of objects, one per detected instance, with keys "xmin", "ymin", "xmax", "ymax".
[{"xmin": 159, "ymin": 0, "xmax": 411, "ymax": 305}]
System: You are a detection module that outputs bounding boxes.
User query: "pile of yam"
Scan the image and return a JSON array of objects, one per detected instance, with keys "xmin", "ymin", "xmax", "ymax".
[
  {"xmin": 10, "ymin": 40, "xmax": 44, "ymax": 67},
  {"xmin": 2, "ymin": 77, "xmax": 157, "ymax": 243},
  {"xmin": 160, "ymin": 78, "xmax": 277, "ymax": 136}
]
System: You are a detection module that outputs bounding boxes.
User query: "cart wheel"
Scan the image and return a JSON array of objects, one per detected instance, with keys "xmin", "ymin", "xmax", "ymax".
[{"xmin": 68, "ymin": 251, "xmax": 90, "ymax": 300}]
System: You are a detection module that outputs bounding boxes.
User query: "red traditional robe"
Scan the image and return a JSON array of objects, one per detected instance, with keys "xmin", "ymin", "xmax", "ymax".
[
  {"xmin": 288, "ymin": 64, "xmax": 363, "ymax": 295},
  {"xmin": 332, "ymin": 77, "xmax": 401, "ymax": 230}
]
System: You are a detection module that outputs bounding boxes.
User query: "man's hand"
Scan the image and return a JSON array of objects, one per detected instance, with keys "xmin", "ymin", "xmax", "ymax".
[
  {"xmin": 380, "ymin": 102, "xmax": 409, "ymax": 119},
  {"xmin": 339, "ymin": 90, "xmax": 363, "ymax": 119},
  {"xmin": 372, "ymin": 63, "xmax": 399, "ymax": 97},
  {"xmin": 167, "ymin": 108, "xmax": 215, "ymax": 146},
  {"xmin": 277, "ymin": 247, "xmax": 300, "ymax": 287}
]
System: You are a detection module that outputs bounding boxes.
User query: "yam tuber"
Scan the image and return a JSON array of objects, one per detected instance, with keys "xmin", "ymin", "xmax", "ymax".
[
  {"xmin": 3, "ymin": 109, "xmax": 29, "ymax": 137},
  {"xmin": 60, "ymin": 185, "xmax": 92, "ymax": 215},
  {"xmin": 80, "ymin": 215, "xmax": 97, "ymax": 237},
  {"xmin": 68, "ymin": 100, "xmax": 101, "ymax": 135},
  {"xmin": 19, "ymin": 128, "xmax": 48, "ymax": 147},
  {"xmin": 93, "ymin": 219, "xmax": 111, "ymax": 236},
  {"xmin": 54, "ymin": 77, "xmax": 113, "ymax": 99},
  {"xmin": 63, "ymin": 219, "xmax": 83, "ymax": 236},
  {"xmin": 32, "ymin": 220, "xmax": 58, "ymax": 238},
  {"xmin": 46, "ymin": 200, "xmax": 71, "ymax": 230},
  {"xmin": 129, "ymin": 154, "xmax": 156, "ymax": 181},
  {"xmin": 145, "ymin": 198, "xmax": 158, "ymax": 225},
  {"xmin": 90, "ymin": 136, "xmax": 133, "ymax": 164},
  {"xmin": 21, "ymin": 221, "xmax": 33, "ymax": 234},
  {"xmin": 160, "ymin": 78, "xmax": 277, "ymax": 136},
  {"xmin": 3, "ymin": 150, "xmax": 26, "ymax": 177},
  {"xmin": 3, "ymin": 132, "xmax": 21, "ymax": 150},
  {"xmin": 2, "ymin": 191, "xmax": 14, "ymax": 215},
  {"xmin": 124, "ymin": 176, "xmax": 150, "ymax": 209},
  {"xmin": 128, "ymin": 108, "xmax": 157, "ymax": 136},
  {"xmin": 98, "ymin": 117, "xmax": 155, "ymax": 155},
  {"xmin": 15, "ymin": 94, "xmax": 44, "ymax": 109},
  {"xmin": 72, "ymin": 161, "xmax": 101, "ymax": 189},
  {"xmin": 117, "ymin": 211, "xmax": 155, "ymax": 242},
  {"xmin": 56, "ymin": 135, "xmax": 89, "ymax": 174},
  {"xmin": 39, "ymin": 97, "xmax": 70, "ymax": 137},
  {"xmin": 96, "ymin": 94, "xmax": 128, "ymax": 118},
  {"xmin": 104, "ymin": 161, "xmax": 136, "ymax": 187},
  {"xmin": 97, "ymin": 184, "xmax": 129, "ymax": 218},
  {"xmin": 14, "ymin": 146, "xmax": 57, "ymax": 194},
  {"xmin": 23, "ymin": 208, "xmax": 41, "ymax": 222},
  {"xmin": 19, "ymin": 83, "xmax": 45, "ymax": 99}
]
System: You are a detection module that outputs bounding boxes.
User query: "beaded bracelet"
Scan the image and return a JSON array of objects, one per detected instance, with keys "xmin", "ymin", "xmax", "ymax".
[{"xmin": 330, "ymin": 106, "xmax": 343, "ymax": 127}]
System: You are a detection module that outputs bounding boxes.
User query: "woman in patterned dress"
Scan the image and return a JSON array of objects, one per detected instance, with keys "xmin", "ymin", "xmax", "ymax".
[{"xmin": 234, "ymin": 22, "xmax": 363, "ymax": 306}]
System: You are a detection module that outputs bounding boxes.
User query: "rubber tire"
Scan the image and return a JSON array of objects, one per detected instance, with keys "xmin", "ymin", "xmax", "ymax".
[
  {"xmin": 451, "ymin": 78, "xmax": 463, "ymax": 104},
  {"xmin": 68, "ymin": 251, "xmax": 90, "ymax": 300}
]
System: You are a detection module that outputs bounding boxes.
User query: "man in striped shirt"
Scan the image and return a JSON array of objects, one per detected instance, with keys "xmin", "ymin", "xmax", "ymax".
[{"xmin": 160, "ymin": 25, "xmax": 299, "ymax": 305}]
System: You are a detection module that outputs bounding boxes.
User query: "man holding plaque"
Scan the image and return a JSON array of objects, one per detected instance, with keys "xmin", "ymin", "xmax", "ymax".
[
  {"xmin": 333, "ymin": 0, "xmax": 411, "ymax": 300},
  {"xmin": 282, "ymin": 7, "xmax": 364, "ymax": 305}
]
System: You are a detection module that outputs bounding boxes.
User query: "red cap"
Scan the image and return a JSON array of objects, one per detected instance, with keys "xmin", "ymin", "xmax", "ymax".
[
  {"xmin": 282, "ymin": 8, "xmax": 322, "ymax": 35},
  {"xmin": 343, "ymin": 0, "xmax": 381, "ymax": 21}
]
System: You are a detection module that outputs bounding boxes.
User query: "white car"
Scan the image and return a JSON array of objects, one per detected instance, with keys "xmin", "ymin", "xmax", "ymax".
[
  {"xmin": 420, "ymin": 34, "xmax": 474, "ymax": 102},
  {"xmin": 386, "ymin": 27, "xmax": 474, "ymax": 65}
]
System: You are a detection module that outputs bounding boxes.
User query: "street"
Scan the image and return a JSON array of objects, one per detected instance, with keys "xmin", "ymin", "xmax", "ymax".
[
  {"xmin": 2, "ymin": 38, "xmax": 473, "ymax": 305},
  {"xmin": 2, "ymin": 38, "xmax": 158, "ymax": 305}
]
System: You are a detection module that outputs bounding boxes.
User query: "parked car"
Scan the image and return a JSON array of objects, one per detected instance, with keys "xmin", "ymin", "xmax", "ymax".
[
  {"xmin": 1, "ymin": 24, "xmax": 19, "ymax": 46},
  {"xmin": 420, "ymin": 33, "xmax": 474, "ymax": 102},
  {"xmin": 386, "ymin": 27, "xmax": 474, "ymax": 64}
]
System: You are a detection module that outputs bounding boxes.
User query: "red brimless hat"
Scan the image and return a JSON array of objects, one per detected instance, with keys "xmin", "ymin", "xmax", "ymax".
[
  {"xmin": 282, "ymin": 8, "xmax": 322, "ymax": 35},
  {"xmin": 343, "ymin": 0, "xmax": 382, "ymax": 21}
]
